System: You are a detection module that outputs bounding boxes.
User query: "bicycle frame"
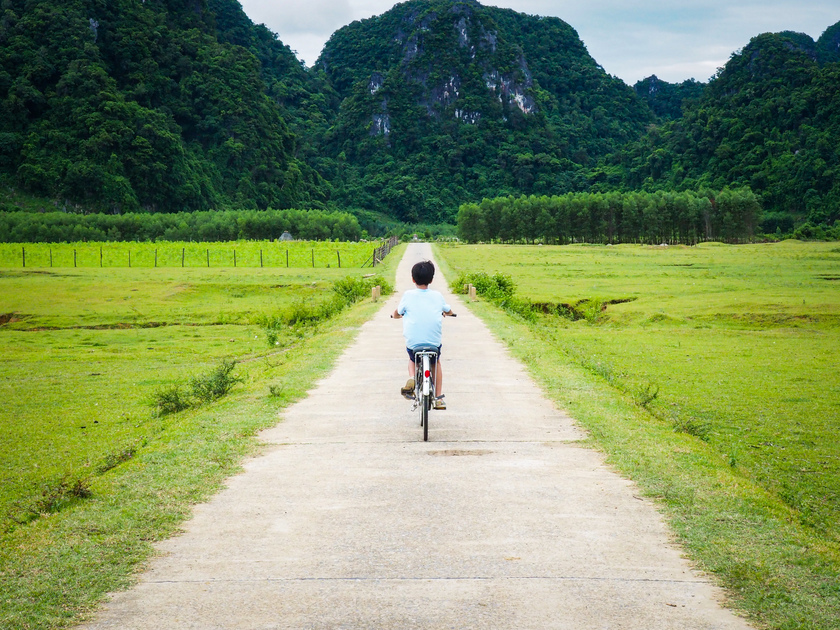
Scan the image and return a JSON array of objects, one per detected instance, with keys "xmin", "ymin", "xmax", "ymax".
[{"xmin": 412, "ymin": 348, "xmax": 437, "ymax": 441}]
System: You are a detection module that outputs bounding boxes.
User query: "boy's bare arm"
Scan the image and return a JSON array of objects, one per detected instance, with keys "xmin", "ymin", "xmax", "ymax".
[{"xmin": 391, "ymin": 310, "xmax": 402, "ymax": 319}]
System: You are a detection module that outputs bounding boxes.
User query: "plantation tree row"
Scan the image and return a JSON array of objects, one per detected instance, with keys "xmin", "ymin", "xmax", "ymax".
[
  {"xmin": 457, "ymin": 188, "xmax": 762, "ymax": 244},
  {"xmin": 0, "ymin": 208, "xmax": 362, "ymax": 243}
]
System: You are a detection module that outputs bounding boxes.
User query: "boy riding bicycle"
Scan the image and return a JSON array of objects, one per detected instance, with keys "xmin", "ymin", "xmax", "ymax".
[{"xmin": 391, "ymin": 260, "xmax": 455, "ymax": 410}]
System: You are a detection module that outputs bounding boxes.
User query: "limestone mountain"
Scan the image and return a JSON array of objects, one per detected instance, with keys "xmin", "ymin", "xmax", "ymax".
[
  {"xmin": 3, "ymin": 0, "xmax": 839, "ymax": 234},
  {"xmin": 613, "ymin": 23, "xmax": 840, "ymax": 230},
  {"xmin": 315, "ymin": 0, "xmax": 654, "ymax": 222}
]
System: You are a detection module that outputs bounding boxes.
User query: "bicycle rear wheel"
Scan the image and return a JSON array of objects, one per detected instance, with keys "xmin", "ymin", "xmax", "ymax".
[{"xmin": 422, "ymin": 393, "xmax": 429, "ymax": 441}]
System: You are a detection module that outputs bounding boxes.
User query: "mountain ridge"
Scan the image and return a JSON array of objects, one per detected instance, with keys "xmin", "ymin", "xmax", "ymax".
[{"xmin": 1, "ymin": 0, "xmax": 839, "ymax": 234}]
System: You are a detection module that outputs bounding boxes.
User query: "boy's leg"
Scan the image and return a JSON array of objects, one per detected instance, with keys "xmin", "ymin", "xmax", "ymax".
[
  {"xmin": 400, "ymin": 358, "xmax": 416, "ymax": 398},
  {"xmin": 432, "ymin": 359, "xmax": 446, "ymax": 409}
]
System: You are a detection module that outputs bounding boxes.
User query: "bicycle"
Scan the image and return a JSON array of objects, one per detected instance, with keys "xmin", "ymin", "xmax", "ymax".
[
  {"xmin": 391, "ymin": 312, "xmax": 456, "ymax": 442},
  {"xmin": 410, "ymin": 346, "xmax": 439, "ymax": 442}
]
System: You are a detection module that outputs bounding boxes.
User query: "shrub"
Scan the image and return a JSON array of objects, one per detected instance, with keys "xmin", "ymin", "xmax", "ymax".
[
  {"xmin": 333, "ymin": 274, "xmax": 392, "ymax": 304},
  {"xmin": 451, "ymin": 271, "xmax": 516, "ymax": 299},
  {"xmin": 190, "ymin": 359, "xmax": 243, "ymax": 403},
  {"xmin": 261, "ymin": 275, "xmax": 393, "ymax": 346},
  {"xmin": 154, "ymin": 384, "xmax": 191, "ymax": 416}
]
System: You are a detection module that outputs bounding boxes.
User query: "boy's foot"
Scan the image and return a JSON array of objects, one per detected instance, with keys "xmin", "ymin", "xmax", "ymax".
[
  {"xmin": 433, "ymin": 395, "xmax": 446, "ymax": 410},
  {"xmin": 401, "ymin": 378, "xmax": 415, "ymax": 400}
]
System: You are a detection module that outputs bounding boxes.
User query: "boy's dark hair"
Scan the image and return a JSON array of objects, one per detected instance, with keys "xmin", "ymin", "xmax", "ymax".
[{"xmin": 411, "ymin": 260, "xmax": 435, "ymax": 286}]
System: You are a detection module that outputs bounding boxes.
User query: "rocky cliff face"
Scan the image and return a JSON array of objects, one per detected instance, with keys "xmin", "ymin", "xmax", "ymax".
[
  {"xmin": 319, "ymin": 0, "xmax": 544, "ymax": 136},
  {"xmin": 316, "ymin": 0, "xmax": 654, "ymax": 221}
]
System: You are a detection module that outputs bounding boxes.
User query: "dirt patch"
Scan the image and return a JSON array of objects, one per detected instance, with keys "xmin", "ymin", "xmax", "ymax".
[
  {"xmin": 428, "ymin": 449, "xmax": 492, "ymax": 457},
  {"xmin": 533, "ymin": 297, "xmax": 637, "ymax": 320},
  {"xmin": 0, "ymin": 312, "xmax": 26, "ymax": 325}
]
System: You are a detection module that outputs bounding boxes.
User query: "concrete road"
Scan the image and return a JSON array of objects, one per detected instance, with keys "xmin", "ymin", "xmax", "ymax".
[{"xmin": 80, "ymin": 243, "xmax": 753, "ymax": 629}]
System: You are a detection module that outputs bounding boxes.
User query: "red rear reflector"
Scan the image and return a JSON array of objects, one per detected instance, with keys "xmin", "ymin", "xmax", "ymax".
[{"xmin": 424, "ymin": 370, "xmax": 431, "ymax": 378}]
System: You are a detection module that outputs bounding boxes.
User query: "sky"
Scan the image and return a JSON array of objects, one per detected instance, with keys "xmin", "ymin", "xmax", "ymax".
[{"xmin": 238, "ymin": 0, "xmax": 839, "ymax": 84}]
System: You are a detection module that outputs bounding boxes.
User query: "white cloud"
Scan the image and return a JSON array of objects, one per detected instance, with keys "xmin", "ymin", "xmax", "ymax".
[
  {"xmin": 239, "ymin": 0, "xmax": 356, "ymax": 65},
  {"xmin": 239, "ymin": 0, "xmax": 353, "ymax": 35}
]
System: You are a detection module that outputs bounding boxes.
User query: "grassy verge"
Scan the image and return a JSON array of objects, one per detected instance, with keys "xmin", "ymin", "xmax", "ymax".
[
  {"xmin": 434, "ymin": 242, "xmax": 840, "ymax": 630},
  {"xmin": 0, "ymin": 247, "xmax": 403, "ymax": 629}
]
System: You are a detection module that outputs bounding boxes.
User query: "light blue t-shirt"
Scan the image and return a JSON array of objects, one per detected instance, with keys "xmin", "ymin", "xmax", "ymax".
[{"xmin": 397, "ymin": 288, "xmax": 451, "ymax": 349}]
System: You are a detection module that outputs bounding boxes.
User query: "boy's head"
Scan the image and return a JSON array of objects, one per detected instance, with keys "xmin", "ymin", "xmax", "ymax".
[{"xmin": 411, "ymin": 260, "xmax": 435, "ymax": 286}]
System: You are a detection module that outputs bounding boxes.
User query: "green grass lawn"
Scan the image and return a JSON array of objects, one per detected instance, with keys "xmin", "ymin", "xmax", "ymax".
[
  {"xmin": 435, "ymin": 240, "xmax": 840, "ymax": 629},
  {"xmin": 0, "ymin": 249, "xmax": 402, "ymax": 629}
]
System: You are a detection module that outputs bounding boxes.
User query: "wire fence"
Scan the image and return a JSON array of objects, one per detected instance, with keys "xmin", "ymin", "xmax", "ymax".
[
  {"xmin": 1, "ymin": 239, "xmax": 401, "ymax": 270},
  {"xmin": 364, "ymin": 236, "xmax": 400, "ymax": 268}
]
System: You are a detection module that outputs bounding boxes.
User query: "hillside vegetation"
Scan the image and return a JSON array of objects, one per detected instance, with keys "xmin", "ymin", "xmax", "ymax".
[
  {"xmin": 1, "ymin": 0, "xmax": 839, "ymax": 236},
  {"xmin": 611, "ymin": 27, "xmax": 840, "ymax": 232},
  {"xmin": 0, "ymin": 0, "xmax": 330, "ymax": 213}
]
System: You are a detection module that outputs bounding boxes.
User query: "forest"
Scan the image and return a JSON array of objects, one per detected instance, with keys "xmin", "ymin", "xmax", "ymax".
[
  {"xmin": 0, "ymin": 0, "xmax": 839, "ymax": 239},
  {"xmin": 456, "ymin": 188, "xmax": 767, "ymax": 245},
  {"xmin": 0, "ymin": 208, "xmax": 362, "ymax": 243}
]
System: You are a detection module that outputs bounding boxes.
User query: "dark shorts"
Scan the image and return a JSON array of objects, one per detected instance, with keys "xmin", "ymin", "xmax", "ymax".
[{"xmin": 407, "ymin": 345, "xmax": 441, "ymax": 363}]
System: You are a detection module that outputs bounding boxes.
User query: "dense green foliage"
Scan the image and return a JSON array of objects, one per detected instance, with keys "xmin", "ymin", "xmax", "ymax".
[
  {"xmin": 612, "ymin": 27, "xmax": 840, "ymax": 230},
  {"xmin": 457, "ymin": 188, "xmax": 762, "ymax": 244},
  {"xmin": 632, "ymin": 75, "xmax": 705, "ymax": 120},
  {"xmin": 0, "ymin": 208, "xmax": 361, "ymax": 242},
  {"xmin": 315, "ymin": 0, "xmax": 653, "ymax": 222},
  {"xmin": 1, "ymin": 0, "xmax": 839, "ymax": 235},
  {"xmin": 0, "ymin": 0, "xmax": 329, "ymax": 212}
]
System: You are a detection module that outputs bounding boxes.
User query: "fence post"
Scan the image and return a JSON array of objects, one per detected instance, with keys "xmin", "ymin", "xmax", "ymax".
[
  {"xmin": 74, "ymin": 249, "xmax": 77, "ymax": 267},
  {"xmin": 260, "ymin": 249, "xmax": 263, "ymax": 268},
  {"xmin": 286, "ymin": 249, "xmax": 289, "ymax": 268},
  {"xmin": 22, "ymin": 246, "xmax": 25, "ymax": 268},
  {"xmin": 154, "ymin": 249, "xmax": 157, "ymax": 268},
  {"xmin": 469, "ymin": 285, "xmax": 477, "ymax": 301},
  {"xmin": 372, "ymin": 247, "xmax": 376, "ymax": 267},
  {"xmin": 234, "ymin": 249, "xmax": 237, "ymax": 267},
  {"xmin": 49, "ymin": 248, "xmax": 52, "ymax": 268},
  {"xmin": 311, "ymin": 249, "xmax": 314, "ymax": 268},
  {"xmin": 206, "ymin": 249, "xmax": 209, "ymax": 267},
  {"xmin": 100, "ymin": 246, "xmax": 103, "ymax": 268},
  {"xmin": 182, "ymin": 247, "xmax": 185, "ymax": 267},
  {"xmin": 128, "ymin": 250, "xmax": 131, "ymax": 268},
  {"xmin": 337, "ymin": 250, "xmax": 341, "ymax": 268}
]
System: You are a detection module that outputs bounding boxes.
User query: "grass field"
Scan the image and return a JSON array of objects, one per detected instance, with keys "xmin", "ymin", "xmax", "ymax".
[
  {"xmin": 0, "ymin": 240, "xmax": 381, "ymax": 269},
  {"xmin": 0, "ymin": 249, "xmax": 402, "ymax": 629},
  {"xmin": 435, "ymin": 240, "xmax": 840, "ymax": 629}
]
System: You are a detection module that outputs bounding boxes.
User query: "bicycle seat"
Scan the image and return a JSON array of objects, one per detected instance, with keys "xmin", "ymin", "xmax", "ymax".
[{"xmin": 412, "ymin": 345, "xmax": 439, "ymax": 354}]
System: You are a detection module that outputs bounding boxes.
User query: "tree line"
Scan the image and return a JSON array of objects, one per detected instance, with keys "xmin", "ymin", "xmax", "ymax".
[
  {"xmin": 456, "ymin": 188, "xmax": 761, "ymax": 244},
  {"xmin": 0, "ymin": 208, "xmax": 362, "ymax": 243}
]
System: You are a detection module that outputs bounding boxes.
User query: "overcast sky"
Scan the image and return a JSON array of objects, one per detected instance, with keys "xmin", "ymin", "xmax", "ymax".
[{"xmin": 238, "ymin": 0, "xmax": 839, "ymax": 84}]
